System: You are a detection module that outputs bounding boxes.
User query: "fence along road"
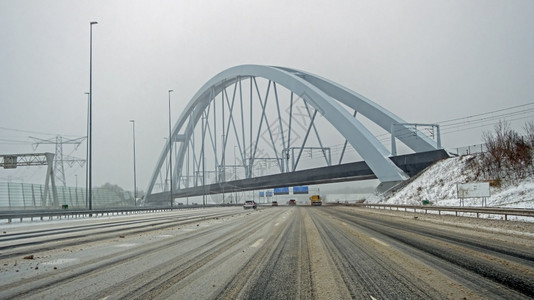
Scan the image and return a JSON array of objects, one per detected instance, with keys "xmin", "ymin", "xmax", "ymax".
[{"xmin": 0, "ymin": 206, "xmax": 533, "ymax": 299}]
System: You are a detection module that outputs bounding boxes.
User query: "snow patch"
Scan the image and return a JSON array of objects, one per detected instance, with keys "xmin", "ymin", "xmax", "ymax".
[{"xmin": 367, "ymin": 155, "xmax": 534, "ymax": 209}]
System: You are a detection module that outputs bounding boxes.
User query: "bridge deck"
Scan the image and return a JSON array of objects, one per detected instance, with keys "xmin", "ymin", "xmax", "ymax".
[{"xmin": 147, "ymin": 149, "xmax": 449, "ymax": 203}]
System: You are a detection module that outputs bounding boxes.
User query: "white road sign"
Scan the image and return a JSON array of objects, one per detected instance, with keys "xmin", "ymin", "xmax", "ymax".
[{"xmin": 457, "ymin": 182, "xmax": 490, "ymax": 198}]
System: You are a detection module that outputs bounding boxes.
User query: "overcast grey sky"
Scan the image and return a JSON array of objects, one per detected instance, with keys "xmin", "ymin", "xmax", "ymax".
[{"xmin": 1, "ymin": 0, "xmax": 533, "ymax": 192}]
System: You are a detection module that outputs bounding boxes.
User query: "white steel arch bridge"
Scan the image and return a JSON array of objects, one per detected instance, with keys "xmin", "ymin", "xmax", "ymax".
[{"xmin": 145, "ymin": 65, "xmax": 447, "ymax": 205}]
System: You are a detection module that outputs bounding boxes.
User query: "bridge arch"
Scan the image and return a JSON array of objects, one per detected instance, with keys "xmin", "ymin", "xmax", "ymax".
[{"xmin": 146, "ymin": 65, "xmax": 440, "ymax": 202}]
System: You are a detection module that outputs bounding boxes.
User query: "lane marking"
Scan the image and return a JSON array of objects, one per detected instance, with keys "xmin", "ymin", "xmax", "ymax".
[
  {"xmin": 156, "ymin": 234, "xmax": 173, "ymax": 238},
  {"xmin": 42, "ymin": 258, "xmax": 79, "ymax": 265},
  {"xmin": 370, "ymin": 237, "xmax": 389, "ymax": 247},
  {"xmin": 250, "ymin": 238, "xmax": 264, "ymax": 248},
  {"xmin": 114, "ymin": 243, "xmax": 137, "ymax": 248}
]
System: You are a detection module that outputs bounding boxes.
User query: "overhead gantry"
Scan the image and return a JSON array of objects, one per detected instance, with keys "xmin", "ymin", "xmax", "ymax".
[{"xmin": 145, "ymin": 65, "xmax": 445, "ymax": 204}]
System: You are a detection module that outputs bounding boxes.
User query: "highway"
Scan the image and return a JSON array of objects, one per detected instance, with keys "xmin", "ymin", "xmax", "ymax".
[{"xmin": 1, "ymin": 206, "xmax": 533, "ymax": 299}]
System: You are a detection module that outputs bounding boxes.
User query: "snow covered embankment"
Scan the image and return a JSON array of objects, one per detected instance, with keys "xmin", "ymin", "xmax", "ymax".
[{"xmin": 367, "ymin": 156, "xmax": 534, "ymax": 209}]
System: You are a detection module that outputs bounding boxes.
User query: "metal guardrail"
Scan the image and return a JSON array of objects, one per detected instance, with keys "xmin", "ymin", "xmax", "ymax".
[
  {"xmin": 343, "ymin": 203, "xmax": 534, "ymax": 221},
  {"xmin": 448, "ymin": 143, "xmax": 487, "ymax": 156},
  {"xmin": 3, "ymin": 203, "xmax": 532, "ymax": 223},
  {"xmin": 0, "ymin": 204, "xmax": 240, "ymax": 223}
]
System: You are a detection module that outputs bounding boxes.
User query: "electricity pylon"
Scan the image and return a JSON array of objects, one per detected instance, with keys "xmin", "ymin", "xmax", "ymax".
[{"xmin": 30, "ymin": 135, "xmax": 86, "ymax": 187}]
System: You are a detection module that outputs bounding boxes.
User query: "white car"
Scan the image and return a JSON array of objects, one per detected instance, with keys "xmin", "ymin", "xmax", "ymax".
[{"xmin": 243, "ymin": 200, "xmax": 257, "ymax": 209}]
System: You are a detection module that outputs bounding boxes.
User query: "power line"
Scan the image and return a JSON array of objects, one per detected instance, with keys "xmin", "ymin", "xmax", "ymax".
[
  {"xmin": 371, "ymin": 106, "xmax": 534, "ymax": 141},
  {"xmin": 369, "ymin": 103, "xmax": 534, "ymax": 143},
  {"xmin": 440, "ymin": 114, "xmax": 534, "ymax": 135},
  {"xmin": 437, "ymin": 102, "xmax": 534, "ymax": 124},
  {"xmin": 439, "ymin": 108, "xmax": 534, "ymax": 129},
  {"xmin": 0, "ymin": 138, "xmax": 33, "ymax": 145},
  {"xmin": 0, "ymin": 126, "xmax": 83, "ymax": 138},
  {"xmin": 301, "ymin": 102, "xmax": 534, "ymax": 164}
]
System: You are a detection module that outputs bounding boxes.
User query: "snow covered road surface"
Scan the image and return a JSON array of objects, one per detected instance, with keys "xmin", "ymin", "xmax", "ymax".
[{"xmin": 1, "ymin": 206, "xmax": 533, "ymax": 299}]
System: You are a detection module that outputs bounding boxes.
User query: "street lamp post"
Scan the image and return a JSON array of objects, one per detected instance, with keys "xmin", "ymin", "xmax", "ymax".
[
  {"xmin": 84, "ymin": 92, "xmax": 89, "ymax": 208},
  {"xmin": 129, "ymin": 120, "xmax": 137, "ymax": 206},
  {"xmin": 75, "ymin": 174, "xmax": 78, "ymax": 205},
  {"xmin": 234, "ymin": 145, "xmax": 237, "ymax": 204},
  {"xmin": 168, "ymin": 89, "xmax": 174, "ymax": 207},
  {"xmin": 89, "ymin": 21, "xmax": 98, "ymax": 211}
]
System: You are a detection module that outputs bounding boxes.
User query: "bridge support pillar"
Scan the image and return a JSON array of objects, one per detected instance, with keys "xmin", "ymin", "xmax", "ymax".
[{"xmin": 375, "ymin": 181, "xmax": 403, "ymax": 194}]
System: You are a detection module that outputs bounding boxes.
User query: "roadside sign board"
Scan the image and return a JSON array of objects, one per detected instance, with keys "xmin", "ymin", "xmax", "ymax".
[
  {"xmin": 457, "ymin": 182, "xmax": 490, "ymax": 198},
  {"xmin": 3, "ymin": 155, "xmax": 17, "ymax": 169},
  {"xmin": 293, "ymin": 186, "xmax": 309, "ymax": 194},
  {"xmin": 274, "ymin": 187, "xmax": 289, "ymax": 195}
]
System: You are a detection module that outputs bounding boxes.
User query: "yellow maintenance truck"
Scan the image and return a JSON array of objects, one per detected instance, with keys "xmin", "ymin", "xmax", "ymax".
[{"xmin": 310, "ymin": 194, "xmax": 322, "ymax": 206}]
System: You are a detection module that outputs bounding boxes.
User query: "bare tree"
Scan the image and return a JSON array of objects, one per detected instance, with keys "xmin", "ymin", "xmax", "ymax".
[
  {"xmin": 481, "ymin": 121, "xmax": 532, "ymax": 181},
  {"xmin": 524, "ymin": 121, "xmax": 534, "ymax": 172}
]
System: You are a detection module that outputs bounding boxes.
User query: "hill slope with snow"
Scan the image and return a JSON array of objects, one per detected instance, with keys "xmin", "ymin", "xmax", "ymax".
[{"xmin": 367, "ymin": 155, "xmax": 534, "ymax": 209}]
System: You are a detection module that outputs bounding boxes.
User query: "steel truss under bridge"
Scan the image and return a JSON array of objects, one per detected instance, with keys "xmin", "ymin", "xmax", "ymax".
[{"xmin": 146, "ymin": 65, "xmax": 444, "ymax": 204}]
